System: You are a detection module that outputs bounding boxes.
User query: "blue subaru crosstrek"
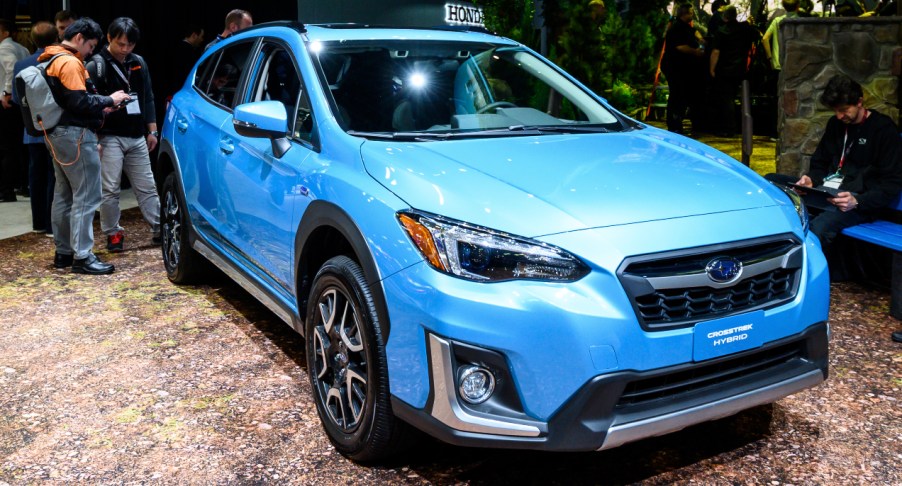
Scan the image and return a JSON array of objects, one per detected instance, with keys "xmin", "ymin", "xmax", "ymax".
[{"xmin": 156, "ymin": 22, "xmax": 830, "ymax": 461}]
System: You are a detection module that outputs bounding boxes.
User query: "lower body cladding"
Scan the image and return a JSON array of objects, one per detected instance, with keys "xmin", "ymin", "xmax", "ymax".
[{"xmin": 391, "ymin": 323, "xmax": 828, "ymax": 451}]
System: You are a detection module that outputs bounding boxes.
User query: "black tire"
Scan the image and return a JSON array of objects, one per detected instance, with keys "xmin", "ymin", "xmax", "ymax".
[
  {"xmin": 160, "ymin": 172, "xmax": 207, "ymax": 284},
  {"xmin": 306, "ymin": 255, "xmax": 412, "ymax": 462}
]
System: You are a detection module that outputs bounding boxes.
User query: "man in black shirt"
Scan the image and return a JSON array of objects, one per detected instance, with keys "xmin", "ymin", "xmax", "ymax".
[
  {"xmin": 87, "ymin": 17, "xmax": 160, "ymax": 252},
  {"xmin": 169, "ymin": 24, "xmax": 204, "ymax": 98},
  {"xmin": 794, "ymin": 75, "xmax": 902, "ymax": 244},
  {"xmin": 661, "ymin": 3, "xmax": 706, "ymax": 135},
  {"xmin": 708, "ymin": 6, "xmax": 760, "ymax": 138},
  {"xmin": 775, "ymin": 75, "xmax": 902, "ymax": 344}
]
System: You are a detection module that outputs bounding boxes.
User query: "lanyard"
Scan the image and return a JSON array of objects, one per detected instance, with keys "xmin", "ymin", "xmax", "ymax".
[
  {"xmin": 838, "ymin": 108, "xmax": 870, "ymax": 173},
  {"xmin": 838, "ymin": 128, "xmax": 852, "ymax": 172},
  {"xmin": 110, "ymin": 61, "xmax": 131, "ymax": 91}
]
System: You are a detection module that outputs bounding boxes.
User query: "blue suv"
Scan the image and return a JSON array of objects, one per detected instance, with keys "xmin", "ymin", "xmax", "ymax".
[{"xmin": 156, "ymin": 22, "xmax": 830, "ymax": 461}]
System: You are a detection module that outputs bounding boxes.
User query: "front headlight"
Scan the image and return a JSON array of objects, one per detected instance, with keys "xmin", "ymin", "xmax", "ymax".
[
  {"xmin": 775, "ymin": 183, "xmax": 809, "ymax": 235},
  {"xmin": 398, "ymin": 211, "xmax": 589, "ymax": 282}
]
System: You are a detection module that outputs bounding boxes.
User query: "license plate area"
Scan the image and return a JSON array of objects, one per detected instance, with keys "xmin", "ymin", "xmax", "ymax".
[{"xmin": 693, "ymin": 310, "xmax": 765, "ymax": 361}]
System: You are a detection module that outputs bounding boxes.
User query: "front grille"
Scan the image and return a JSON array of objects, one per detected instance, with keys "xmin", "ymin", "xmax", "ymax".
[
  {"xmin": 618, "ymin": 235, "xmax": 803, "ymax": 331},
  {"xmin": 617, "ymin": 341, "xmax": 804, "ymax": 407},
  {"xmin": 635, "ymin": 268, "xmax": 795, "ymax": 324}
]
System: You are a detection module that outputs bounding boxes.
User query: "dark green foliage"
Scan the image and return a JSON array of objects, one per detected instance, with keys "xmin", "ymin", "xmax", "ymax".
[
  {"xmin": 475, "ymin": 0, "xmax": 671, "ymax": 111},
  {"xmin": 476, "ymin": 0, "xmax": 538, "ymax": 44}
]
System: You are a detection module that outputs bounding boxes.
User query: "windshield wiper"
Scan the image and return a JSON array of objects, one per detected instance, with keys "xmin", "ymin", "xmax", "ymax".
[
  {"xmin": 347, "ymin": 129, "xmax": 545, "ymax": 141},
  {"xmin": 509, "ymin": 124, "xmax": 612, "ymax": 134}
]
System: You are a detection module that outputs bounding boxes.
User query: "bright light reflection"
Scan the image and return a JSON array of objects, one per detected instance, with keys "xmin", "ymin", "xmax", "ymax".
[
  {"xmin": 409, "ymin": 72, "xmax": 427, "ymax": 88},
  {"xmin": 431, "ymin": 184, "xmax": 445, "ymax": 205},
  {"xmin": 309, "ymin": 41, "xmax": 323, "ymax": 53}
]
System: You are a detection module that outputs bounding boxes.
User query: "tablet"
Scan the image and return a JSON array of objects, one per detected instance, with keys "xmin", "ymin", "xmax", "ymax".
[
  {"xmin": 785, "ymin": 183, "xmax": 852, "ymax": 212},
  {"xmin": 787, "ymin": 183, "xmax": 842, "ymax": 199}
]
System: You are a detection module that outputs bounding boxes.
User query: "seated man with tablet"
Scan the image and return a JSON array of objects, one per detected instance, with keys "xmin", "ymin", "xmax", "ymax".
[{"xmin": 781, "ymin": 75, "xmax": 902, "ymax": 256}]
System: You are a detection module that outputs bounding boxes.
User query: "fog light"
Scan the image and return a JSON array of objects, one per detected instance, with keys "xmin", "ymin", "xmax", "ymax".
[{"xmin": 458, "ymin": 365, "xmax": 495, "ymax": 404}]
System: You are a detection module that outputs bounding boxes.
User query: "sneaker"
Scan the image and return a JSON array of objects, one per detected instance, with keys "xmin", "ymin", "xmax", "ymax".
[
  {"xmin": 107, "ymin": 231, "xmax": 125, "ymax": 252},
  {"xmin": 151, "ymin": 234, "xmax": 162, "ymax": 246}
]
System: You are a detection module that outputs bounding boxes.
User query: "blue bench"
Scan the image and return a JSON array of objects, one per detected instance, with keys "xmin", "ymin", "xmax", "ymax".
[{"xmin": 841, "ymin": 192, "xmax": 902, "ymax": 319}]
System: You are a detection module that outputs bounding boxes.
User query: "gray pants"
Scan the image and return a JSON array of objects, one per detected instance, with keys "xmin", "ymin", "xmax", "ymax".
[
  {"xmin": 99, "ymin": 135, "xmax": 160, "ymax": 237},
  {"xmin": 47, "ymin": 126, "xmax": 101, "ymax": 260}
]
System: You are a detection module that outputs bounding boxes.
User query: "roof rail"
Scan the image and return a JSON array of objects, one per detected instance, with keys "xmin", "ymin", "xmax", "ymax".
[{"xmin": 242, "ymin": 20, "xmax": 307, "ymax": 34}]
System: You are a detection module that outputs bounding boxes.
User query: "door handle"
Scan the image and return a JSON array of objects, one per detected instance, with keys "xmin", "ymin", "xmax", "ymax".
[
  {"xmin": 219, "ymin": 137, "xmax": 235, "ymax": 155},
  {"xmin": 175, "ymin": 118, "xmax": 188, "ymax": 133}
]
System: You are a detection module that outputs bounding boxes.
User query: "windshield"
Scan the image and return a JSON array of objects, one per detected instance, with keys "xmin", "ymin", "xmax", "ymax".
[{"xmin": 310, "ymin": 39, "xmax": 626, "ymax": 139}]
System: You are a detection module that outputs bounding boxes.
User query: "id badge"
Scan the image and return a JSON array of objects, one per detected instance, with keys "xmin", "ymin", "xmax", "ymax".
[
  {"xmin": 823, "ymin": 173, "xmax": 843, "ymax": 189},
  {"xmin": 126, "ymin": 94, "xmax": 141, "ymax": 115}
]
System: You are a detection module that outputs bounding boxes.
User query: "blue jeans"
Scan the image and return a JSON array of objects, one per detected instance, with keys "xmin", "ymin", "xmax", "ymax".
[{"xmin": 47, "ymin": 126, "xmax": 101, "ymax": 260}]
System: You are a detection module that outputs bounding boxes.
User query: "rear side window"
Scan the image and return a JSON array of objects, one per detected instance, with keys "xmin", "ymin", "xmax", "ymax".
[{"xmin": 193, "ymin": 41, "xmax": 255, "ymax": 110}]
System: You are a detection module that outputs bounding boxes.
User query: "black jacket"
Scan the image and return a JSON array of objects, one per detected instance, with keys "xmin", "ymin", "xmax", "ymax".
[
  {"xmin": 86, "ymin": 48, "xmax": 156, "ymax": 137},
  {"xmin": 39, "ymin": 44, "xmax": 113, "ymax": 130},
  {"xmin": 711, "ymin": 21, "xmax": 760, "ymax": 78},
  {"xmin": 808, "ymin": 109, "xmax": 902, "ymax": 211},
  {"xmin": 662, "ymin": 19, "xmax": 703, "ymax": 79}
]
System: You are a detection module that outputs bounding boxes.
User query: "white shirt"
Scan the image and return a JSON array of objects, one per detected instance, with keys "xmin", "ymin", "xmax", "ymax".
[{"xmin": 0, "ymin": 36, "xmax": 29, "ymax": 94}]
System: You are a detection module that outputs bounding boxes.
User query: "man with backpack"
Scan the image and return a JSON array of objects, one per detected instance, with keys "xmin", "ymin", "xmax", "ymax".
[
  {"xmin": 86, "ymin": 17, "xmax": 160, "ymax": 253},
  {"xmin": 40, "ymin": 18, "xmax": 129, "ymax": 274}
]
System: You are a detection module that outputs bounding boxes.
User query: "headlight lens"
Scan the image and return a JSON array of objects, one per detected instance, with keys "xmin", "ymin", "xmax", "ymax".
[
  {"xmin": 398, "ymin": 211, "xmax": 589, "ymax": 282},
  {"xmin": 775, "ymin": 183, "xmax": 809, "ymax": 235}
]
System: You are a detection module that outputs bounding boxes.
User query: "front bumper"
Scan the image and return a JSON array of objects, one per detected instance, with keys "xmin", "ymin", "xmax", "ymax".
[{"xmin": 392, "ymin": 322, "xmax": 828, "ymax": 451}]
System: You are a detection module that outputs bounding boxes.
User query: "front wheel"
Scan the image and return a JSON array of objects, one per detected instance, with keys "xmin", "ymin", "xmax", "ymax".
[
  {"xmin": 305, "ymin": 255, "xmax": 412, "ymax": 462},
  {"xmin": 160, "ymin": 172, "xmax": 207, "ymax": 283}
]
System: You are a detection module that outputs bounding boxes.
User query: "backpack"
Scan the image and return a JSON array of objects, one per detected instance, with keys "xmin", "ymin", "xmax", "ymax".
[
  {"xmin": 15, "ymin": 53, "xmax": 70, "ymax": 137},
  {"xmin": 87, "ymin": 52, "xmax": 149, "ymax": 94}
]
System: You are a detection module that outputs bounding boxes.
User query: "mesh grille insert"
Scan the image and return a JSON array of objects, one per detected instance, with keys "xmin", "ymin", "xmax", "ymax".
[
  {"xmin": 635, "ymin": 268, "xmax": 795, "ymax": 324},
  {"xmin": 618, "ymin": 341, "xmax": 803, "ymax": 406}
]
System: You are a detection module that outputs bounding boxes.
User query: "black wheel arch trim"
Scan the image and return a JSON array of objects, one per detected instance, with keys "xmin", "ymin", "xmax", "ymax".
[
  {"xmin": 155, "ymin": 138, "xmax": 199, "ymax": 249},
  {"xmin": 294, "ymin": 200, "xmax": 392, "ymax": 339}
]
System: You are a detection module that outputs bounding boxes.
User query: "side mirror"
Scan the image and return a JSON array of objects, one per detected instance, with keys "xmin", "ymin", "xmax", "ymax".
[{"xmin": 233, "ymin": 101, "xmax": 291, "ymax": 157}]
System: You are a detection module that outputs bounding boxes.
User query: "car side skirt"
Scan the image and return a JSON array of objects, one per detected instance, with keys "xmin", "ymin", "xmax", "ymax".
[{"xmin": 193, "ymin": 238, "xmax": 302, "ymax": 332}]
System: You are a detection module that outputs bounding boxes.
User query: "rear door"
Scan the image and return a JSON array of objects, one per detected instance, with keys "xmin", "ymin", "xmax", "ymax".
[{"xmin": 173, "ymin": 40, "xmax": 257, "ymax": 245}]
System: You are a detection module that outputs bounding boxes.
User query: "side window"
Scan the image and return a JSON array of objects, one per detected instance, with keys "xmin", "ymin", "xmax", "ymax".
[
  {"xmin": 193, "ymin": 53, "xmax": 219, "ymax": 94},
  {"xmin": 249, "ymin": 42, "xmax": 316, "ymax": 145},
  {"xmin": 198, "ymin": 41, "xmax": 255, "ymax": 109}
]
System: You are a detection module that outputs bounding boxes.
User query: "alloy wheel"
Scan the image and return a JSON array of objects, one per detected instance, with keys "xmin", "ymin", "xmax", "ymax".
[
  {"xmin": 162, "ymin": 187, "xmax": 181, "ymax": 270},
  {"xmin": 311, "ymin": 287, "xmax": 368, "ymax": 433}
]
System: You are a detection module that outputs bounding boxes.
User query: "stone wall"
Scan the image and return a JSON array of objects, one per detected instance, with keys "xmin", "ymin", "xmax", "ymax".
[{"xmin": 776, "ymin": 17, "xmax": 901, "ymax": 176}]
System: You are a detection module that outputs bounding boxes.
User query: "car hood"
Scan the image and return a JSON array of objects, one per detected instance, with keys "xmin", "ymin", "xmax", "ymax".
[{"xmin": 360, "ymin": 128, "xmax": 785, "ymax": 237}]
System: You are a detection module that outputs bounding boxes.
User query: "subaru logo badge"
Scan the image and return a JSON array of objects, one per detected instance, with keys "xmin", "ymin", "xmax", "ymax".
[{"xmin": 706, "ymin": 257, "xmax": 743, "ymax": 283}]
